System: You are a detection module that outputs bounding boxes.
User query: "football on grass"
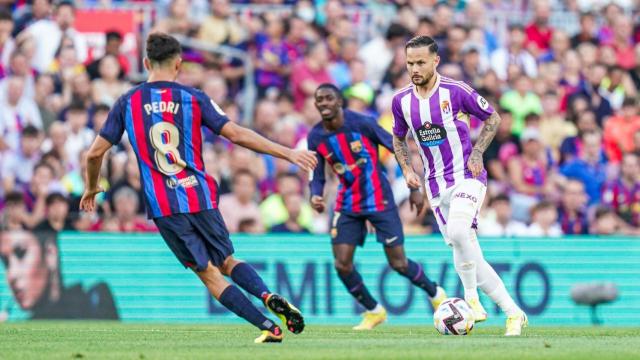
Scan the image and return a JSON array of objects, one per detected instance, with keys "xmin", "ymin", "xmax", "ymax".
[{"xmin": 434, "ymin": 298, "xmax": 475, "ymax": 335}]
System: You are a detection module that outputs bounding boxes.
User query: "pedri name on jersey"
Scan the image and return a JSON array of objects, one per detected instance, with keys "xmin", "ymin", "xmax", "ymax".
[
  {"xmin": 417, "ymin": 122, "xmax": 447, "ymax": 147},
  {"xmin": 144, "ymin": 101, "xmax": 180, "ymax": 116}
]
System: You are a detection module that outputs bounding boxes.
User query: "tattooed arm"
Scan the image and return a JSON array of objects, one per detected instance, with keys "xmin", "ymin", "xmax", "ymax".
[
  {"xmin": 468, "ymin": 111, "xmax": 501, "ymax": 178},
  {"xmin": 393, "ymin": 134, "xmax": 422, "ymax": 189}
]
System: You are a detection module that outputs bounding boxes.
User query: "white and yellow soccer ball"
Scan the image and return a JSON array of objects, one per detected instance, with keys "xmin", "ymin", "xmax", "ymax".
[{"xmin": 434, "ymin": 298, "xmax": 475, "ymax": 335}]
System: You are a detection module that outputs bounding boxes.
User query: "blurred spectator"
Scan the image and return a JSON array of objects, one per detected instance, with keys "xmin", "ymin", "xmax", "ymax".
[
  {"xmin": 283, "ymin": 16, "xmax": 309, "ymax": 64},
  {"xmin": 603, "ymin": 98, "xmax": 640, "ymax": 163},
  {"xmin": 598, "ymin": 66, "xmax": 636, "ymax": 111},
  {"xmin": 329, "ymin": 37, "xmax": 358, "ymax": 89},
  {"xmin": 591, "ymin": 206, "xmax": 622, "ymax": 235},
  {"xmin": 33, "ymin": 192, "xmax": 74, "ymax": 232},
  {"xmin": 570, "ymin": 63, "xmax": 613, "ymax": 125},
  {"xmin": 571, "ymin": 11, "xmax": 598, "ymax": 48},
  {"xmin": 1, "ymin": 125, "xmax": 41, "ymax": 192},
  {"xmin": 33, "ymin": 73, "xmax": 57, "ymax": 132},
  {"xmin": 559, "ymin": 109, "xmax": 599, "ymax": 164},
  {"xmin": 104, "ymin": 153, "xmax": 142, "ymax": 215},
  {"xmin": 539, "ymin": 90, "xmax": 576, "ymax": 155},
  {"xmin": 23, "ymin": 0, "xmax": 87, "ymax": 72},
  {"xmin": 91, "ymin": 54, "xmax": 129, "ymax": 107},
  {"xmin": 490, "ymin": 24, "xmax": 537, "ymax": 81},
  {"xmin": 558, "ymin": 179, "xmax": 590, "ymax": 235},
  {"xmin": 237, "ymin": 218, "xmax": 264, "ymax": 234},
  {"xmin": 255, "ymin": 13, "xmax": 290, "ymax": 97},
  {"xmin": 525, "ymin": 0, "xmax": 554, "ymax": 57},
  {"xmin": 291, "ymin": 41, "xmax": 331, "ymax": 111},
  {"xmin": 260, "ymin": 172, "xmax": 312, "ymax": 230},
  {"xmin": 64, "ymin": 102, "xmax": 94, "ymax": 171},
  {"xmin": 478, "ymin": 194, "xmax": 527, "ymax": 237},
  {"xmin": 560, "ymin": 131, "xmax": 607, "ymax": 205},
  {"xmin": 218, "ymin": 170, "xmax": 263, "ymax": 233},
  {"xmin": 431, "ymin": 3, "xmax": 453, "ymax": 48},
  {"xmin": 539, "ymin": 30, "xmax": 570, "ymax": 63},
  {"xmin": 12, "ymin": 0, "xmax": 52, "ymax": 37},
  {"xmin": 507, "ymin": 128, "xmax": 554, "ymax": 222},
  {"xmin": 0, "ymin": 9, "xmax": 15, "ymax": 69},
  {"xmin": 484, "ymin": 109, "xmax": 519, "ymax": 184},
  {"xmin": 95, "ymin": 187, "xmax": 155, "ymax": 233},
  {"xmin": 440, "ymin": 24, "xmax": 467, "ymax": 66},
  {"xmin": 2, "ymin": 192, "xmax": 29, "ymax": 230},
  {"xmin": 0, "ymin": 76, "xmax": 42, "ymax": 150},
  {"xmin": 523, "ymin": 201, "xmax": 562, "ymax": 237},
  {"xmin": 602, "ymin": 16, "xmax": 636, "ymax": 70},
  {"xmin": 155, "ymin": 0, "xmax": 197, "ymax": 37},
  {"xmin": 500, "ymin": 75, "xmax": 543, "ymax": 136},
  {"xmin": 601, "ymin": 153, "xmax": 640, "ymax": 227},
  {"xmin": 358, "ymin": 22, "xmax": 409, "ymax": 89},
  {"xmin": 86, "ymin": 31, "xmax": 129, "ymax": 81},
  {"xmin": 270, "ymin": 192, "xmax": 309, "ymax": 233},
  {"xmin": 197, "ymin": 0, "xmax": 245, "ymax": 46}
]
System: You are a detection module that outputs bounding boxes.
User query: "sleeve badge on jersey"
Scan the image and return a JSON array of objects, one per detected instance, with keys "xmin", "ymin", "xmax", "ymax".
[
  {"xmin": 350, "ymin": 140, "xmax": 363, "ymax": 153},
  {"xmin": 476, "ymin": 95, "xmax": 490, "ymax": 111},
  {"xmin": 210, "ymin": 99, "xmax": 226, "ymax": 116},
  {"xmin": 440, "ymin": 100, "xmax": 451, "ymax": 114}
]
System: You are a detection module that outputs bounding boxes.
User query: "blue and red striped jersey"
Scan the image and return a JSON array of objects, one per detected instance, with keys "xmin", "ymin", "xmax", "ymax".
[
  {"xmin": 307, "ymin": 109, "xmax": 395, "ymax": 214},
  {"xmin": 99, "ymin": 81, "xmax": 229, "ymax": 219}
]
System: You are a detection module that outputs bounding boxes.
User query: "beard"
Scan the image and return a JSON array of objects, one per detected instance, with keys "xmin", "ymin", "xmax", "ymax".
[{"xmin": 411, "ymin": 71, "xmax": 433, "ymax": 86}]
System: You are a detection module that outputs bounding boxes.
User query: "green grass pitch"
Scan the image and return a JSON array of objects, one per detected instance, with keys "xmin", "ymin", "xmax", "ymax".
[{"xmin": 1, "ymin": 322, "xmax": 639, "ymax": 359}]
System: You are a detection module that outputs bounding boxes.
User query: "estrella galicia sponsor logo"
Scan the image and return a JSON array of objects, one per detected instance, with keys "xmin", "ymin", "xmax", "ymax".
[{"xmin": 417, "ymin": 122, "xmax": 447, "ymax": 147}]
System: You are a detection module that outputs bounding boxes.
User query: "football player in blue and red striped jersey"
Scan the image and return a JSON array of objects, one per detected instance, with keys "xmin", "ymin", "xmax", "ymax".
[
  {"xmin": 80, "ymin": 33, "xmax": 318, "ymax": 343},
  {"xmin": 308, "ymin": 84, "xmax": 446, "ymax": 330}
]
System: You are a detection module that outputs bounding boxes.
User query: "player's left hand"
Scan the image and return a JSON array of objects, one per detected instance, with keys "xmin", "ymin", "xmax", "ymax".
[
  {"xmin": 288, "ymin": 149, "xmax": 318, "ymax": 172},
  {"xmin": 79, "ymin": 187, "xmax": 105, "ymax": 212},
  {"xmin": 467, "ymin": 149, "xmax": 484, "ymax": 178},
  {"xmin": 409, "ymin": 189, "xmax": 425, "ymax": 217}
]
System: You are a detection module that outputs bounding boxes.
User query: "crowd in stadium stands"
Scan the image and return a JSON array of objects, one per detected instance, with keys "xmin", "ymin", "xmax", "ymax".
[{"xmin": 1, "ymin": 0, "xmax": 640, "ymax": 237}]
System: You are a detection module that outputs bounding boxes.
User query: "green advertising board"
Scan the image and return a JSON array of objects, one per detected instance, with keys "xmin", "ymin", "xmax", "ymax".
[{"xmin": 1, "ymin": 232, "xmax": 638, "ymax": 326}]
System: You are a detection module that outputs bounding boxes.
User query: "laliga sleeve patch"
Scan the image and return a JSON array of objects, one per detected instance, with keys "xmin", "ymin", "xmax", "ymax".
[
  {"xmin": 476, "ymin": 95, "xmax": 490, "ymax": 112},
  {"xmin": 211, "ymin": 99, "xmax": 226, "ymax": 116}
]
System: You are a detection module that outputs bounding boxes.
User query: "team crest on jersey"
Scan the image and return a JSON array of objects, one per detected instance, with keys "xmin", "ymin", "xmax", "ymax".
[
  {"xmin": 350, "ymin": 140, "xmax": 363, "ymax": 153},
  {"xmin": 440, "ymin": 100, "xmax": 451, "ymax": 114}
]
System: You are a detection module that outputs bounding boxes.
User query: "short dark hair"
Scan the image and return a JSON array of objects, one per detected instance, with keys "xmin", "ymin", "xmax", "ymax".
[
  {"xmin": 5, "ymin": 191, "xmax": 24, "ymax": 205},
  {"xmin": 21, "ymin": 125, "xmax": 40, "ymax": 138},
  {"xmin": 316, "ymin": 83, "xmax": 341, "ymax": 97},
  {"xmin": 385, "ymin": 23, "xmax": 409, "ymax": 41},
  {"xmin": 68, "ymin": 101, "xmax": 86, "ymax": 113},
  {"xmin": 34, "ymin": 161, "xmax": 55, "ymax": 175},
  {"xmin": 146, "ymin": 32, "xmax": 182, "ymax": 64},
  {"xmin": 490, "ymin": 194, "xmax": 510, "ymax": 206},
  {"xmin": 93, "ymin": 103, "xmax": 111, "ymax": 113},
  {"xmin": 106, "ymin": 30, "xmax": 123, "ymax": 42},
  {"xmin": 405, "ymin": 35, "xmax": 438, "ymax": 54},
  {"xmin": 233, "ymin": 169, "xmax": 256, "ymax": 184},
  {"xmin": 0, "ymin": 9, "xmax": 13, "ymax": 22},
  {"xmin": 56, "ymin": 0, "xmax": 75, "ymax": 11},
  {"xmin": 45, "ymin": 192, "xmax": 67, "ymax": 206}
]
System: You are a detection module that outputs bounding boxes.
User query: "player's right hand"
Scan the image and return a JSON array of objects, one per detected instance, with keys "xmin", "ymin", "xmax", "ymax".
[
  {"xmin": 310, "ymin": 195, "xmax": 325, "ymax": 213},
  {"xmin": 405, "ymin": 171, "xmax": 422, "ymax": 190},
  {"xmin": 79, "ymin": 187, "xmax": 105, "ymax": 213},
  {"xmin": 288, "ymin": 149, "xmax": 318, "ymax": 172}
]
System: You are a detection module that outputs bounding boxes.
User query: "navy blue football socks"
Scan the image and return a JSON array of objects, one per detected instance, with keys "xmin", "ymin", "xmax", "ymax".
[
  {"xmin": 398, "ymin": 259, "xmax": 437, "ymax": 297},
  {"xmin": 338, "ymin": 269, "xmax": 378, "ymax": 310},
  {"xmin": 218, "ymin": 285, "xmax": 277, "ymax": 332},
  {"xmin": 230, "ymin": 262, "xmax": 270, "ymax": 299}
]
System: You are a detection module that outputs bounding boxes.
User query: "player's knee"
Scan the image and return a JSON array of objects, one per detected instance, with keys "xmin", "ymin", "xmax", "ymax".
[
  {"xmin": 219, "ymin": 256, "xmax": 239, "ymax": 275},
  {"xmin": 447, "ymin": 217, "xmax": 472, "ymax": 246},
  {"xmin": 389, "ymin": 259, "xmax": 409, "ymax": 274},
  {"xmin": 334, "ymin": 259, "xmax": 354, "ymax": 275}
]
